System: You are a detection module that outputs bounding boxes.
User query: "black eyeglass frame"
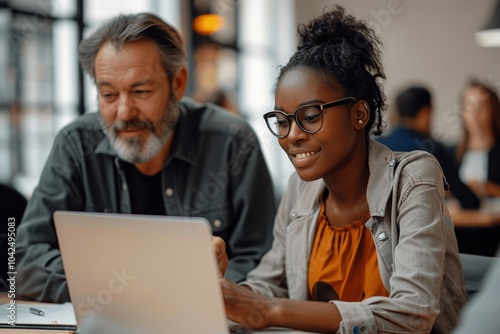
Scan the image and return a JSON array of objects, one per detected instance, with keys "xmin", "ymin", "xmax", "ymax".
[{"xmin": 263, "ymin": 97, "xmax": 357, "ymax": 138}]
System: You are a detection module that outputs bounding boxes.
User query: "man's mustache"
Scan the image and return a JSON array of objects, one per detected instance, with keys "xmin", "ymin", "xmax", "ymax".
[{"xmin": 111, "ymin": 119, "xmax": 155, "ymax": 132}]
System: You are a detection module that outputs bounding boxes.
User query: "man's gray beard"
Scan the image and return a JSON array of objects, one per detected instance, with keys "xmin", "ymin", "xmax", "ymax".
[{"xmin": 100, "ymin": 94, "xmax": 180, "ymax": 164}]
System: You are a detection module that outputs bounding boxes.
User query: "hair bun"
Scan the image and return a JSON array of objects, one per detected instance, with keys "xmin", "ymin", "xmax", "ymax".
[
  {"xmin": 276, "ymin": 5, "xmax": 386, "ymax": 136},
  {"xmin": 298, "ymin": 6, "xmax": 354, "ymax": 50}
]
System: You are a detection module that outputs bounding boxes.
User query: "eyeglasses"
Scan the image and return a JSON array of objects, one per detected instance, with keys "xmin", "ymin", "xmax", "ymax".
[{"xmin": 263, "ymin": 97, "xmax": 356, "ymax": 138}]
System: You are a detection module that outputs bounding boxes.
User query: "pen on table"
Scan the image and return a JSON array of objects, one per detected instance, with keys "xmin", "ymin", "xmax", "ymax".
[{"xmin": 29, "ymin": 307, "xmax": 45, "ymax": 317}]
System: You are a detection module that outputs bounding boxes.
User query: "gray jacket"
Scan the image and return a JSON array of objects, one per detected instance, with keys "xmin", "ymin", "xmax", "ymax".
[
  {"xmin": 17, "ymin": 98, "xmax": 276, "ymax": 303},
  {"xmin": 244, "ymin": 140, "xmax": 467, "ymax": 334}
]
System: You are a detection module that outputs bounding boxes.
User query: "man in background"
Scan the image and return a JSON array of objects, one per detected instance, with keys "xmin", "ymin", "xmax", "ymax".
[
  {"xmin": 376, "ymin": 86, "xmax": 480, "ymax": 209},
  {"xmin": 16, "ymin": 13, "xmax": 276, "ymax": 302}
]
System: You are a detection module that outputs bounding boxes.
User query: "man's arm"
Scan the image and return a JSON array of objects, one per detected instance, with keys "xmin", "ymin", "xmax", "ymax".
[
  {"xmin": 224, "ymin": 132, "xmax": 277, "ymax": 282},
  {"xmin": 16, "ymin": 131, "xmax": 85, "ymax": 302}
]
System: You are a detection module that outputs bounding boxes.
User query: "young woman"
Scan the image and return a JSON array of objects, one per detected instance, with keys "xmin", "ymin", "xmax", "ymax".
[
  {"xmin": 456, "ymin": 80, "xmax": 500, "ymax": 198},
  {"xmin": 215, "ymin": 6, "xmax": 466, "ymax": 333}
]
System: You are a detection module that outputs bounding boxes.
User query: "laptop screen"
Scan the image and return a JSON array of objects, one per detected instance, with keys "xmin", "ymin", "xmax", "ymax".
[{"xmin": 53, "ymin": 211, "xmax": 229, "ymax": 334}]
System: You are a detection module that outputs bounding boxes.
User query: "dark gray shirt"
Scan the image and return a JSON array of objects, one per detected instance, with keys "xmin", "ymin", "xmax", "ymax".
[{"xmin": 16, "ymin": 98, "xmax": 277, "ymax": 302}]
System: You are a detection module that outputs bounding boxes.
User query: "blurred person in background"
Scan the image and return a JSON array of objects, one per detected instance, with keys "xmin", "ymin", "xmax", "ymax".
[
  {"xmin": 455, "ymin": 80, "xmax": 500, "ymax": 200},
  {"xmin": 375, "ymin": 86, "xmax": 480, "ymax": 209}
]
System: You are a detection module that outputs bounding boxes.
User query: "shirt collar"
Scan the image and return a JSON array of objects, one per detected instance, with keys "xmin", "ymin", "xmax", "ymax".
[{"xmin": 167, "ymin": 98, "xmax": 198, "ymax": 166}]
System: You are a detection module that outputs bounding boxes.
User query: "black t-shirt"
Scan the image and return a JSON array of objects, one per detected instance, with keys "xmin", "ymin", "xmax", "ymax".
[{"xmin": 122, "ymin": 162, "xmax": 166, "ymax": 215}]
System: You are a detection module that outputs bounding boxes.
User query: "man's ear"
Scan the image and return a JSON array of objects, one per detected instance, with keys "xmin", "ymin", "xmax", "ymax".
[
  {"xmin": 420, "ymin": 106, "xmax": 432, "ymax": 118},
  {"xmin": 171, "ymin": 66, "xmax": 188, "ymax": 100}
]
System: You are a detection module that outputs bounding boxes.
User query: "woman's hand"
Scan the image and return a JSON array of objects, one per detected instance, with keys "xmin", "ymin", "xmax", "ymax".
[
  {"xmin": 483, "ymin": 181, "xmax": 500, "ymax": 197},
  {"xmin": 221, "ymin": 279, "xmax": 343, "ymax": 332},
  {"xmin": 220, "ymin": 278, "xmax": 279, "ymax": 330},
  {"xmin": 211, "ymin": 236, "xmax": 228, "ymax": 278},
  {"xmin": 468, "ymin": 180, "xmax": 500, "ymax": 197}
]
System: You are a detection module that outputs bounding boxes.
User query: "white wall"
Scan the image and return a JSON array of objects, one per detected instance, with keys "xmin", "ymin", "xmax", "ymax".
[{"xmin": 295, "ymin": 0, "xmax": 500, "ymax": 145}]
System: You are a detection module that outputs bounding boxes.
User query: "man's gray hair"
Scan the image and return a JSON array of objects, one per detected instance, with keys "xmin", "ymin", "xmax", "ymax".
[{"xmin": 79, "ymin": 13, "xmax": 186, "ymax": 82}]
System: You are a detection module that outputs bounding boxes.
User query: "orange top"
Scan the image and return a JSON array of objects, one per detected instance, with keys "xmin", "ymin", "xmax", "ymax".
[{"xmin": 308, "ymin": 201, "xmax": 389, "ymax": 302}]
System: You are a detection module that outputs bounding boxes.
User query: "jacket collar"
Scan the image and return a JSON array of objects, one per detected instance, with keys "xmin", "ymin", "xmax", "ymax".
[
  {"xmin": 366, "ymin": 139, "xmax": 396, "ymax": 218},
  {"xmin": 94, "ymin": 98, "xmax": 197, "ymax": 167}
]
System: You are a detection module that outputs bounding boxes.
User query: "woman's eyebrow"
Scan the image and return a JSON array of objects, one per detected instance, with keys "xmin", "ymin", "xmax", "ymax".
[
  {"xmin": 300, "ymin": 99, "xmax": 326, "ymax": 106},
  {"xmin": 274, "ymin": 99, "xmax": 326, "ymax": 112}
]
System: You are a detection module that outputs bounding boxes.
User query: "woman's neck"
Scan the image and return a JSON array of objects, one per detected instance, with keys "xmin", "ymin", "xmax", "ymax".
[{"xmin": 322, "ymin": 142, "xmax": 370, "ymax": 227}]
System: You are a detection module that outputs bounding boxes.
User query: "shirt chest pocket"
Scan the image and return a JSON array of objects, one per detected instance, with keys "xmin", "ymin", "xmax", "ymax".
[{"xmin": 193, "ymin": 203, "xmax": 231, "ymax": 235}]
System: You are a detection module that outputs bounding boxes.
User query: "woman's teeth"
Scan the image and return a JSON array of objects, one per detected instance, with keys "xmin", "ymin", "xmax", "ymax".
[{"xmin": 295, "ymin": 150, "xmax": 319, "ymax": 160}]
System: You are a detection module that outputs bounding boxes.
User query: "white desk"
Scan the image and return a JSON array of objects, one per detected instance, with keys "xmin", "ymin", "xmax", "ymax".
[{"xmin": 0, "ymin": 297, "xmax": 317, "ymax": 334}]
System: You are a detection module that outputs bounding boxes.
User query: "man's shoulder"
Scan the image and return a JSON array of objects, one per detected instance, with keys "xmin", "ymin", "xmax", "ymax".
[
  {"xmin": 372, "ymin": 127, "xmax": 405, "ymax": 147},
  {"xmin": 59, "ymin": 112, "xmax": 102, "ymax": 134},
  {"xmin": 56, "ymin": 112, "xmax": 105, "ymax": 145},
  {"xmin": 180, "ymin": 98, "xmax": 254, "ymax": 138},
  {"xmin": 375, "ymin": 127, "xmax": 440, "ymax": 153}
]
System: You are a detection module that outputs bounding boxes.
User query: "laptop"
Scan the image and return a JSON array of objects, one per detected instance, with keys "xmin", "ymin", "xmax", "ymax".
[{"xmin": 53, "ymin": 211, "xmax": 230, "ymax": 334}]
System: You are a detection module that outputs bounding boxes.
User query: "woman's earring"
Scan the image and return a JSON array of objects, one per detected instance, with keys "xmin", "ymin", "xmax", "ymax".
[
  {"xmin": 358, "ymin": 119, "xmax": 363, "ymax": 124},
  {"xmin": 363, "ymin": 102, "xmax": 369, "ymax": 110}
]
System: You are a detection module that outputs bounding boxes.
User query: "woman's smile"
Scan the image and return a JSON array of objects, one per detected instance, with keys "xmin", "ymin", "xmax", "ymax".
[{"xmin": 291, "ymin": 149, "xmax": 321, "ymax": 167}]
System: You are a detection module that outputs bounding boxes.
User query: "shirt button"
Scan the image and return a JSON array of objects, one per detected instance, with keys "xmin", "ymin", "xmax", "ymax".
[
  {"xmin": 213, "ymin": 219, "xmax": 222, "ymax": 228},
  {"xmin": 165, "ymin": 188, "xmax": 174, "ymax": 197}
]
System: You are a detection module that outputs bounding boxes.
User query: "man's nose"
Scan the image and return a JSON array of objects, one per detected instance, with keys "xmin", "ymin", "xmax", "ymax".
[{"xmin": 117, "ymin": 95, "xmax": 137, "ymax": 120}]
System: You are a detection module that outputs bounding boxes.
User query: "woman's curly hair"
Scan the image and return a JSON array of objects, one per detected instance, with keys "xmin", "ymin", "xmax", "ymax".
[{"xmin": 276, "ymin": 5, "xmax": 387, "ymax": 136}]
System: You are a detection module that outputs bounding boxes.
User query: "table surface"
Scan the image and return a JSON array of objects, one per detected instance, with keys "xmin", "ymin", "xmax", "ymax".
[
  {"xmin": 0, "ymin": 323, "xmax": 317, "ymax": 334},
  {"xmin": 446, "ymin": 198, "xmax": 500, "ymax": 227},
  {"xmin": 0, "ymin": 329, "xmax": 317, "ymax": 334},
  {"xmin": 0, "ymin": 296, "xmax": 316, "ymax": 334},
  {"xmin": 451, "ymin": 210, "xmax": 500, "ymax": 227}
]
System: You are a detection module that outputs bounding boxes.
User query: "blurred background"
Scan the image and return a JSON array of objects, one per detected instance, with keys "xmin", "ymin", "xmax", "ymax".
[{"xmin": 1, "ymin": 0, "xmax": 500, "ymax": 200}]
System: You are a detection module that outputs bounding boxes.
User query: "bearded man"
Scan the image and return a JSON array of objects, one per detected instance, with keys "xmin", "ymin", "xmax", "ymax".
[{"xmin": 16, "ymin": 13, "xmax": 276, "ymax": 303}]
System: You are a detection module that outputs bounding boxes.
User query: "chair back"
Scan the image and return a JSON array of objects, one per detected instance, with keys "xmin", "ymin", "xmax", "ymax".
[
  {"xmin": 460, "ymin": 252, "xmax": 498, "ymax": 300},
  {"xmin": 0, "ymin": 184, "xmax": 28, "ymax": 291}
]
